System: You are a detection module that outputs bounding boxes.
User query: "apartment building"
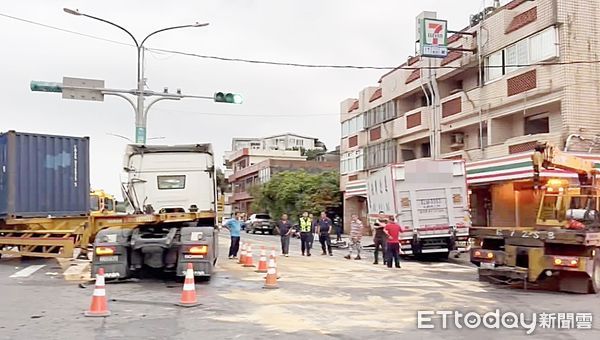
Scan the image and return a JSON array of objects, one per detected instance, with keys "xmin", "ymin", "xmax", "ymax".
[
  {"xmin": 231, "ymin": 133, "xmax": 325, "ymax": 152},
  {"xmin": 228, "ymin": 157, "xmax": 339, "ymax": 214},
  {"xmin": 225, "ymin": 147, "xmax": 338, "ymax": 213},
  {"xmin": 340, "ymin": 0, "xmax": 600, "ymax": 230},
  {"xmin": 223, "ymin": 133, "xmax": 328, "ymax": 216}
]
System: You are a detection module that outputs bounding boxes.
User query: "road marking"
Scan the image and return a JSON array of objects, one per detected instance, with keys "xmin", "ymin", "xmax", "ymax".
[{"xmin": 9, "ymin": 265, "xmax": 46, "ymax": 278}]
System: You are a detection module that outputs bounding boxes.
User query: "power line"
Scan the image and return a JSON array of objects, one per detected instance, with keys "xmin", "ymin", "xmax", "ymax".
[
  {"xmin": 5, "ymin": 11, "xmax": 600, "ymax": 72},
  {"xmin": 0, "ymin": 13, "xmax": 132, "ymax": 47}
]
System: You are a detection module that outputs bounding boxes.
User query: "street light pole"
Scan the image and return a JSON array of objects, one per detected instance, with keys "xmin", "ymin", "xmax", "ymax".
[{"xmin": 63, "ymin": 8, "xmax": 208, "ymax": 144}]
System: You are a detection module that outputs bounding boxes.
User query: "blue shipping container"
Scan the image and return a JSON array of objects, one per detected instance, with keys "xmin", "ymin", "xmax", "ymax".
[{"xmin": 0, "ymin": 131, "xmax": 90, "ymax": 218}]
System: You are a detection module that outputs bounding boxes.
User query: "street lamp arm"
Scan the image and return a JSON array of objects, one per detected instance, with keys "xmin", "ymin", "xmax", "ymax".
[
  {"xmin": 144, "ymin": 97, "xmax": 181, "ymax": 116},
  {"xmin": 79, "ymin": 12, "xmax": 140, "ymax": 48},
  {"xmin": 140, "ymin": 23, "xmax": 209, "ymax": 47},
  {"xmin": 104, "ymin": 92, "xmax": 137, "ymax": 112}
]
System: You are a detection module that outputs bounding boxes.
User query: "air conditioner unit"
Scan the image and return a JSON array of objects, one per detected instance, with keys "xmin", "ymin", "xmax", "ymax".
[{"xmin": 450, "ymin": 132, "xmax": 465, "ymax": 149}]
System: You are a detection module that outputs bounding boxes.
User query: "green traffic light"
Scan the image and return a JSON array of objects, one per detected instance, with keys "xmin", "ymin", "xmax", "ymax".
[
  {"xmin": 30, "ymin": 81, "xmax": 62, "ymax": 93},
  {"xmin": 214, "ymin": 91, "xmax": 243, "ymax": 104}
]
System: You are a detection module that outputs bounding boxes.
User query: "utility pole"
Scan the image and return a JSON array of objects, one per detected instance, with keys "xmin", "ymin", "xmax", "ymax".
[{"xmin": 33, "ymin": 8, "xmax": 243, "ymax": 145}]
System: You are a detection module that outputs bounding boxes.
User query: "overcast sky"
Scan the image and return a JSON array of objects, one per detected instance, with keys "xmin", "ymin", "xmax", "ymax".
[{"xmin": 1, "ymin": 0, "xmax": 490, "ymax": 196}]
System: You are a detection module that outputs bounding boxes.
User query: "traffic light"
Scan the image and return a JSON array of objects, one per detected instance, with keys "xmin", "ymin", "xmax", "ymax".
[
  {"xmin": 30, "ymin": 81, "xmax": 63, "ymax": 93},
  {"xmin": 213, "ymin": 92, "xmax": 243, "ymax": 104}
]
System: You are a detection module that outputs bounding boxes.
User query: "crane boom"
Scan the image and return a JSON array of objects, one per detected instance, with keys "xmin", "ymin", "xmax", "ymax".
[{"xmin": 532, "ymin": 142, "xmax": 598, "ymax": 188}]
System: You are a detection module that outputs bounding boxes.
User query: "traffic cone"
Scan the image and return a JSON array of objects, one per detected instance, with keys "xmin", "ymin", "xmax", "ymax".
[
  {"xmin": 270, "ymin": 248, "xmax": 277, "ymax": 263},
  {"xmin": 263, "ymin": 258, "xmax": 279, "ymax": 289},
  {"xmin": 177, "ymin": 263, "xmax": 201, "ymax": 307},
  {"xmin": 256, "ymin": 247, "xmax": 268, "ymax": 273},
  {"xmin": 84, "ymin": 267, "xmax": 111, "ymax": 317},
  {"xmin": 238, "ymin": 243, "xmax": 247, "ymax": 264},
  {"xmin": 244, "ymin": 243, "xmax": 255, "ymax": 267}
]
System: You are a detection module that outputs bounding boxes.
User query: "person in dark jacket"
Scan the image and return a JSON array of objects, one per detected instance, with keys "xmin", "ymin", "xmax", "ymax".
[
  {"xmin": 278, "ymin": 214, "xmax": 293, "ymax": 257},
  {"xmin": 333, "ymin": 215, "xmax": 343, "ymax": 241},
  {"xmin": 372, "ymin": 212, "xmax": 388, "ymax": 265},
  {"xmin": 316, "ymin": 211, "xmax": 333, "ymax": 256}
]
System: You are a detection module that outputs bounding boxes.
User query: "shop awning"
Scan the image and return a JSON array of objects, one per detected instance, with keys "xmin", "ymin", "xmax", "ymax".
[{"xmin": 466, "ymin": 152, "xmax": 600, "ymax": 185}]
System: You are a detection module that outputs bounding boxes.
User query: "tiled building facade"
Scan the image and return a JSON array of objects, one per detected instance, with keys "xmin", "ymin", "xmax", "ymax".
[{"xmin": 340, "ymin": 0, "xmax": 600, "ymax": 231}]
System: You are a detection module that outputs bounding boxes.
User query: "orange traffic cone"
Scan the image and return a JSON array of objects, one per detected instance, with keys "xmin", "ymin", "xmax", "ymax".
[
  {"xmin": 270, "ymin": 248, "xmax": 277, "ymax": 263},
  {"xmin": 238, "ymin": 243, "xmax": 247, "ymax": 264},
  {"xmin": 84, "ymin": 267, "xmax": 111, "ymax": 317},
  {"xmin": 256, "ymin": 247, "xmax": 268, "ymax": 273},
  {"xmin": 177, "ymin": 263, "xmax": 201, "ymax": 307},
  {"xmin": 263, "ymin": 258, "xmax": 279, "ymax": 289},
  {"xmin": 244, "ymin": 243, "xmax": 255, "ymax": 267}
]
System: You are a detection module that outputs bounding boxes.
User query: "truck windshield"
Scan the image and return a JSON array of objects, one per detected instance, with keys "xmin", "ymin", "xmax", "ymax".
[
  {"xmin": 90, "ymin": 195, "xmax": 100, "ymax": 211},
  {"xmin": 157, "ymin": 175, "xmax": 186, "ymax": 190},
  {"xmin": 256, "ymin": 214, "xmax": 271, "ymax": 219},
  {"xmin": 105, "ymin": 198, "xmax": 115, "ymax": 211}
]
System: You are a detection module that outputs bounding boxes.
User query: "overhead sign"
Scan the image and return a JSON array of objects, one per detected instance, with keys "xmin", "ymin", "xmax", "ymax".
[
  {"xmin": 62, "ymin": 77, "xmax": 105, "ymax": 102},
  {"xmin": 420, "ymin": 18, "xmax": 448, "ymax": 58}
]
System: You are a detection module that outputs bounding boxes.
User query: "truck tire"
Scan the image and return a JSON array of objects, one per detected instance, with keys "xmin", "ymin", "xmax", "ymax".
[{"xmin": 589, "ymin": 258, "xmax": 600, "ymax": 294}]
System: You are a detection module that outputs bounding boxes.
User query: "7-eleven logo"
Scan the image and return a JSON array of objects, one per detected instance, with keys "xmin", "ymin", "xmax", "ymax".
[{"xmin": 425, "ymin": 20, "xmax": 446, "ymax": 46}]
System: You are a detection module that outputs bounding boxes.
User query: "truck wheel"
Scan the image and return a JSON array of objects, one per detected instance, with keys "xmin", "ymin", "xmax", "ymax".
[
  {"xmin": 590, "ymin": 258, "xmax": 600, "ymax": 294},
  {"xmin": 246, "ymin": 229, "xmax": 250, "ymax": 233}
]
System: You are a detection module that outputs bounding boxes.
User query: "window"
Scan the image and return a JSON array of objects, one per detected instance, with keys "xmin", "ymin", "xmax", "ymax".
[
  {"xmin": 158, "ymin": 175, "xmax": 186, "ymax": 190},
  {"xmin": 341, "ymin": 113, "xmax": 365, "ymax": 137},
  {"xmin": 421, "ymin": 143, "xmax": 431, "ymax": 158},
  {"xmin": 341, "ymin": 149, "xmax": 365, "ymax": 174},
  {"xmin": 90, "ymin": 195, "xmax": 100, "ymax": 211},
  {"xmin": 485, "ymin": 26, "xmax": 557, "ymax": 83},
  {"xmin": 342, "ymin": 121, "xmax": 349, "ymax": 137},
  {"xmin": 485, "ymin": 50, "xmax": 504, "ymax": 82},
  {"xmin": 105, "ymin": 198, "xmax": 114, "ymax": 212},
  {"xmin": 401, "ymin": 149, "xmax": 416, "ymax": 161},
  {"xmin": 365, "ymin": 101, "xmax": 396, "ymax": 128},
  {"xmin": 524, "ymin": 114, "xmax": 549, "ymax": 135},
  {"xmin": 365, "ymin": 140, "xmax": 396, "ymax": 169}
]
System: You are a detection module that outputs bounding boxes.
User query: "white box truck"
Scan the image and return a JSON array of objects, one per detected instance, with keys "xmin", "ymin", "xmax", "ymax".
[{"xmin": 366, "ymin": 159, "xmax": 470, "ymax": 258}]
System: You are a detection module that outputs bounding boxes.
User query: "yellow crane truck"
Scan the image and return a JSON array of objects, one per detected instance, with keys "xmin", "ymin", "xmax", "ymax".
[{"xmin": 470, "ymin": 142, "xmax": 600, "ymax": 294}]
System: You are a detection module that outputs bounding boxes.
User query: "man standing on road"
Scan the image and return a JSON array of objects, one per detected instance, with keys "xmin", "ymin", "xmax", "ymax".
[
  {"xmin": 384, "ymin": 215, "xmax": 403, "ymax": 268},
  {"xmin": 299, "ymin": 212, "xmax": 313, "ymax": 256},
  {"xmin": 344, "ymin": 214, "xmax": 363, "ymax": 260},
  {"xmin": 372, "ymin": 212, "xmax": 388, "ymax": 265},
  {"xmin": 223, "ymin": 212, "xmax": 243, "ymax": 259},
  {"xmin": 278, "ymin": 214, "xmax": 293, "ymax": 257},
  {"xmin": 316, "ymin": 212, "xmax": 333, "ymax": 256},
  {"xmin": 334, "ymin": 215, "xmax": 343, "ymax": 242}
]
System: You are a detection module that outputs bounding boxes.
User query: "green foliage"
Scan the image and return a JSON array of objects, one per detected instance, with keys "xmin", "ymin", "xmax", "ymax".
[{"xmin": 250, "ymin": 170, "xmax": 341, "ymax": 222}]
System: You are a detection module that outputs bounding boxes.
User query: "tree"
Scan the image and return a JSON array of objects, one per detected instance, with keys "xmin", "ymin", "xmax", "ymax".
[
  {"xmin": 249, "ymin": 170, "xmax": 341, "ymax": 221},
  {"xmin": 215, "ymin": 168, "xmax": 228, "ymax": 195}
]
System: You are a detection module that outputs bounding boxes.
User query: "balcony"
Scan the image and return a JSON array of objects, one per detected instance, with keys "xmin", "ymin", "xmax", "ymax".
[
  {"xmin": 231, "ymin": 191, "xmax": 253, "ymax": 202},
  {"xmin": 438, "ymin": 64, "xmax": 558, "ymax": 130},
  {"xmin": 441, "ymin": 132, "xmax": 562, "ymax": 162}
]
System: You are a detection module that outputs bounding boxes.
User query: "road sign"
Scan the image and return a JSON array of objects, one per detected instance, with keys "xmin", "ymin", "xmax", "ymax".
[
  {"xmin": 62, "ymin": 77, "xmax": 105, "ymax": 101},
  {"xmin": 420, "ymin": 18, "xmax": 448, "ymax": 58}
]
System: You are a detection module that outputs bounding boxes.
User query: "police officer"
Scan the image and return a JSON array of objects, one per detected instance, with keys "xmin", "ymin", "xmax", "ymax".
[{"xmin": 299, "ymin": 211, "xmax": 313, "ymax": 256}]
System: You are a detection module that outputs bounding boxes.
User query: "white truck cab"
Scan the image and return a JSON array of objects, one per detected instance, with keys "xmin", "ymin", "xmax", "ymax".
[{"xmin": 122, "ymin": 144, "xmax": 216, "ymax": 214}]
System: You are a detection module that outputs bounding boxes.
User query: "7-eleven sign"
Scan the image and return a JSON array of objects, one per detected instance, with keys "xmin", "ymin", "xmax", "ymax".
[{"xmin": 421, "ymin": 18, "xmax": 448, "ymax": 58}]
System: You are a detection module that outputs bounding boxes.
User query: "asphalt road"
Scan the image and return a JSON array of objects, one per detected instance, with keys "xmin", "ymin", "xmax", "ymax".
[{"xmin": 1, "ymin": 232, "xmax": 599, "ymax": 340}]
